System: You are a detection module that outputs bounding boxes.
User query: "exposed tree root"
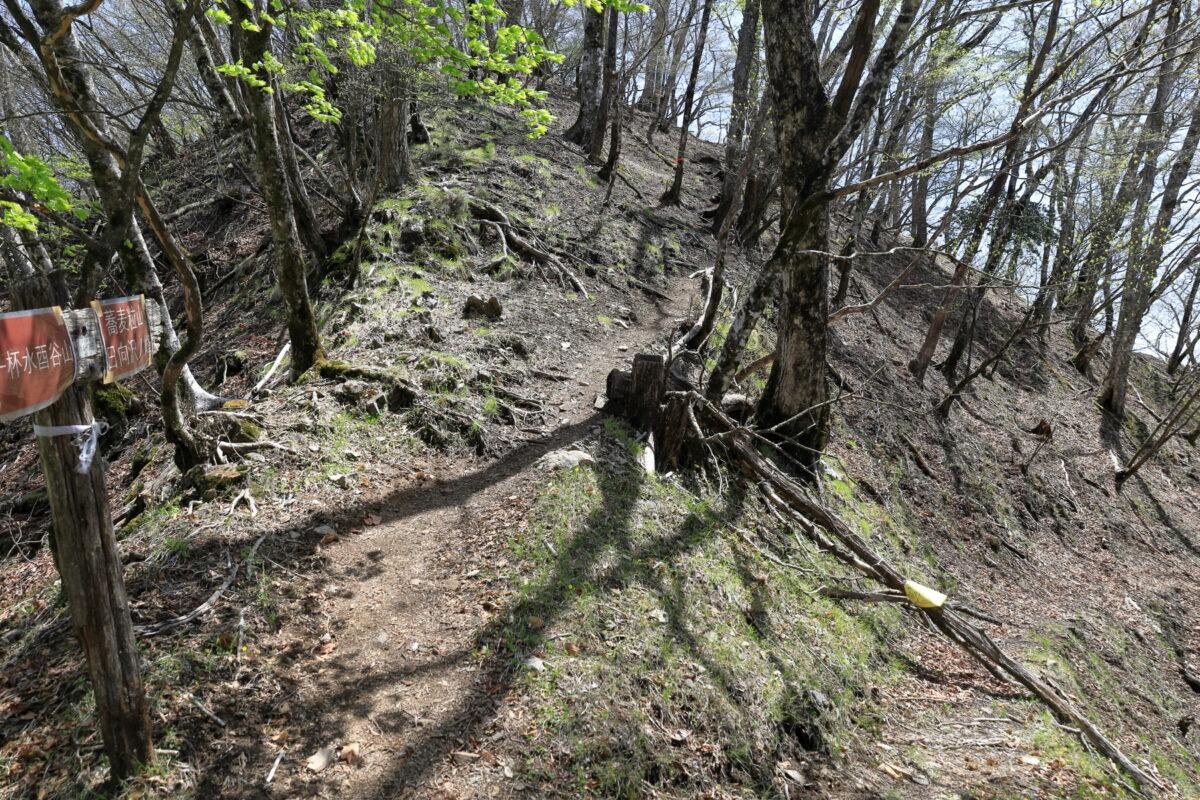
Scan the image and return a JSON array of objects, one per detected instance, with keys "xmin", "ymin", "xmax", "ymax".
[{"xmin": 465, "ymin": 195, "xmax": 588, "ymax": 295}]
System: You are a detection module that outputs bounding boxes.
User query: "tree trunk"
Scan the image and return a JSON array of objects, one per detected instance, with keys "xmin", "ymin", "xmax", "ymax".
[
  {"xmin": 647, "ymin": 0, "xmax": 698, "ymax": 145},
  {"xmin": 661, "ymin": 0, "xmax": 714, "ymax": 205},
  {"xmin": 231, "ymin": 2, "xmax": 325, "ymax": 378},
  {"xmin": 910, "ymin": 77, "xmax": 936, "ymax": 247},
  {"xmin": 710, "ymin": 0, "xmax": 759, "ymax": 232},
  {"xmin": 1100, "ymin": 85, "xmax": 1200, "ymax": 417},
  {"xmin": 19, "ymin": 0, "xmax": 221, "ymax": 435},
  {"xmin": 564, "ymin": 5, "xmax": 605, "ymax": 150},
  {"xmin": 637, "ymin": 0, "xmax": 668, "ymax": 109},
  {"xmin": 756, "ymin": 213, "xmax": 830, "ymax": 472},
  {"xmin": 185, "ymin": 9, "xmax": 242, "ymax": 128},
  {"xmin": 589, "ymin": 6, "xmax": 620, "ymax": 163},
  {"xmin": 272, "ymin": 91, "xmax": 329, "ymax": 262},
  {"xmin": 1167, "ymin": 267, "xmax": 1200, "ymax": 374}
]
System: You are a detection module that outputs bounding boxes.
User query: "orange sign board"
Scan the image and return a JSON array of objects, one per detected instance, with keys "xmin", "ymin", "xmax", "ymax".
[
  {"xmin": 0, "ymin": 307, "xmax": 77, "ymax": 422},
  {"xmin": 91, "ymin": 296, "xmax": 152, "ymax": 383}
]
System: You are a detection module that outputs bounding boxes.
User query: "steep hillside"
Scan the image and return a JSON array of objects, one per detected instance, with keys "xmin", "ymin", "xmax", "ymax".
[{"xmin": 1, "ymin": 95, "xmax": 1199, "ymax": 800}]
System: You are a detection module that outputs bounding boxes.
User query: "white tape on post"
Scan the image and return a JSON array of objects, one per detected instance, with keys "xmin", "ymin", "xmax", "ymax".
[{"xmin": 33, "ymin": 419, "xmax": 109, "ymax": 473}]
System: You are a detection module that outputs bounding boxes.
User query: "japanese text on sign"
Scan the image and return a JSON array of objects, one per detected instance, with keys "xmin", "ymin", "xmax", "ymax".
[
  {"xmin": 0, "ymin": 307, "xmax": 76, "ymax": 422},
  {"xmin": 91, "ymin": 296, "xmax": 152, "ymax": 383}
]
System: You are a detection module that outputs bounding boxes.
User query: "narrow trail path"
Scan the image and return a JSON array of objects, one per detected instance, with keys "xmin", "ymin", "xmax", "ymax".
[{"xmin": 273, "ymin": 281, "xmax": 689, "ymax": 799}]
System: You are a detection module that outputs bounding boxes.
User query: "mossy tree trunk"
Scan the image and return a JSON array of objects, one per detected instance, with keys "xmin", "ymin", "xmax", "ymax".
[
  {"xmin": 229, "ymin": 0, "xmax": 325, "ymax": 378},
  {"xmin": 710, "ymin": 0, "xmax": 760, "ymax": 233}
]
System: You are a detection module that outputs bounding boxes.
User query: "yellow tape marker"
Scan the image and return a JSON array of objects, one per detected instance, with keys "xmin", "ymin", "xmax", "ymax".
[{"xmin": 903, "ymin": 580, "xmax": 947, "ymax": 609}]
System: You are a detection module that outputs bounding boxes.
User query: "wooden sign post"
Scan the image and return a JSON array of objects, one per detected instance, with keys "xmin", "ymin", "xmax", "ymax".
[{"xmin": 9, "ymin": 274, "xmax": 153, "ymax": 781}]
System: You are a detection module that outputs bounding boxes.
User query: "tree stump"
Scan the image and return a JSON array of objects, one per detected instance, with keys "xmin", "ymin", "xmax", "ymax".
[
  {"xmin": 656, "ymin": 392, "xmax": 699, "ymax": 470},
  {"xmin": 629, "ymin": 353, "xmax": 666, "ymax": 432},
  {"xmin": 605, "ymin": 368, "xmax": 632, "ymax": 417}
]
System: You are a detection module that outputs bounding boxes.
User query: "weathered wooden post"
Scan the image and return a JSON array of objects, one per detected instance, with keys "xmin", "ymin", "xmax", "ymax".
[
  {"xmin": 605, "ymin": 353, "xmax": 701, "ymax": 470},
  {"xmin": 628, "ymin": 353, "xmax": 666, "ymax": 431},
  {"xmin": 10, "ymin": 273, "xmax": 153, "ymax": 780}
]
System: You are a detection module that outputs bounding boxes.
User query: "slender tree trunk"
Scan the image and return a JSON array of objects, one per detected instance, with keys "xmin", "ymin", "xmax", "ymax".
[
  {"xmin": 195, "ymin": 8, "xmax": 250, "ymax": 120},
  {"xmin": 186, "ymin": 11, "xmax": 242, "ymax": 128},
  {"xmin": 638, "ymin": 0, "xmax": 668, "ymax": 109},
  {"xmin": 1100, "ymin": 93, "xmax": 1200, "ymax": 416},
  {"xmin": 18, "ymin": 0, "xmax": 220, "ymax": 432},
  {"xmin": 661, "ymin": 0, "xmax": 714, "ymax": 205},
  {"xmin": 910, "ymin": 77, "xmax": 936, "ymax": 247},
  {"xmin": 589, "ymin": 6, "xmax": 620, "ymax": 162},
  {"xmin": 909, "ymin": 0, "xmax": 1061, "ymax": 384},
  {"xmin": 273, "ymin": 91, "xmax": 329, "ymax": 261},
  {"xmin": 647, "ymin": 0, "xmax": 698, "ymax": 145},
  {"xmin": 1167, "ymin": 267, "xmax": 1200, "ymax": 374}
]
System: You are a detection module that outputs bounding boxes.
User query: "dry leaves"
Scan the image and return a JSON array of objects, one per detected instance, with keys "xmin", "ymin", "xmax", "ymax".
[{"xmin": 340, "ymin": 743, "xmax": 362, "ymax": 764}]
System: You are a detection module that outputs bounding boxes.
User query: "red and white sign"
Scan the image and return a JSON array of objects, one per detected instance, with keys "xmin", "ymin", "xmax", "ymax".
[
  {"xmin": 0, "ymin": 307, "xmax": 77, "ymax": 422},
  {"xmin": 91, "ymin": 296, "xmax": 152, "ymax": 384}
]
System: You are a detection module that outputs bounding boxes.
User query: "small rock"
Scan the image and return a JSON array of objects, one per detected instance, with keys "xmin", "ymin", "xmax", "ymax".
[
  {"xmin": 329, "ymin": 473, "xmax": 354, "ymax": 489},
  {"xmin": 312, "ymin": 524, "xmax": 337, "ymax": 538},
  {"xmin": 523, "ymin": 655, "xmax": 546, "ymax": 672},
  {"xmin": 334, "ymin": 380, "xmax": 374, "ymax": 404},
  {"xmin": 306, "ymin": 746, "xmax": 336, "ymax": 772},
  {"xmin": 536, "ymin": 449, "xmax": 596, "ymax": 470},
  {"xmin": 339, "ymin": 742, "xmax": 362, "ymax": 764},
  {"xmin": 187, "ymin": 464, "xmax": 247, "ymax": 494},
  {"xmin": 464, "ymin": 295, "xmax": 502, "ymax": 319}
]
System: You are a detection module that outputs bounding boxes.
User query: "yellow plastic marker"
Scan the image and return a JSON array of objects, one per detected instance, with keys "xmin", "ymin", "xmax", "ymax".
[{"xmin": 903, "ymin": 580, "xmax": 947, "ymax": 609}]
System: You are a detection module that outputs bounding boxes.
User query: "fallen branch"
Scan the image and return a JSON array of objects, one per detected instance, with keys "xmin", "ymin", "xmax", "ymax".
[
  {"xmin": 827, "ymin": 254, "xmax": 921, "ymax": 323},
  {"xmin": 693, "ymin": 397, "xmax": 1162, "ymax": 792},
  {"xmin": 249, "ymin": 342, "xmax": 291, "ymax": 399},
  {"xmin": 187, "ymin": 693, "xmax": 226, "ymax": 727},
  {"xmin": 819, "ymin": 587, "xmax": 1003, "ymax": 625},
  {"xmin": 136, "ymin": 533, "xmax": 267, "ymax": 637},
  {"xmin": 626, "ymin": 276, "xmax": 672, "ymax": 301},
  {"xmin": 217, "ymin": 440, "xmax": 300, "ymax": 456},
  {"xmin": 900, "ymin": 433, "xmax": 936, "ymax": 478},
  {"xmin": 734, "ymin": 353, "xmax": 774, "ymax": 383}
]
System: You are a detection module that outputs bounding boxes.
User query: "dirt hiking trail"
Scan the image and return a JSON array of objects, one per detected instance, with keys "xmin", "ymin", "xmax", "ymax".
[{"xmin": 263, "ymin": 280, "xmax": 689, "ymax": 799}]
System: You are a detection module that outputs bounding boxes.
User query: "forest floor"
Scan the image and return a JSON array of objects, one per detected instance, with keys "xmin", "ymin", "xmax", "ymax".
[{"xmin": 0, "ymin": 97, "xmax": 1198, "ymax": 800}]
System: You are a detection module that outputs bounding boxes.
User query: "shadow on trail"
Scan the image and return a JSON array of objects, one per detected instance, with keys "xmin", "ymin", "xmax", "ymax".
[
  {"xmin": 188, "ymin": 415, "xmax": 784, "ymax": 798},
  {"xmin": 304, "ymin": 439, "xmax": 764, "ymax": 798}
]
